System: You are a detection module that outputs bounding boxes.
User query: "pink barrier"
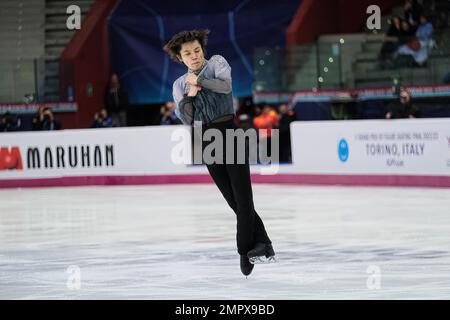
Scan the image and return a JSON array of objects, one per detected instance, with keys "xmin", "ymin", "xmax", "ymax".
[{"xmin": 1, "ymin": 174, "xmax": 449, "ymax": 189}]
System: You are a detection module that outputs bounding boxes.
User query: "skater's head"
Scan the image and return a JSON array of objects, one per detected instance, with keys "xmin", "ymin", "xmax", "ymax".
[{"xmin": 163, "ymin": 29, "xmax": 210, "ymax": 71}]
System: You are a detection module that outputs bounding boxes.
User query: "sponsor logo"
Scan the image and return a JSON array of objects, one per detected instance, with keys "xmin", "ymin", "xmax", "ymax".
[
  {"xmin": 338, "ymin": 138, "xmax": 349, "ymax": 162},
  {"xmin": 26, "ymin": 145, "xmax": 115, "ymax": 169},
  {"xmin": 0, "ymin": 146, "xmax": 23, "ymax": 170}
]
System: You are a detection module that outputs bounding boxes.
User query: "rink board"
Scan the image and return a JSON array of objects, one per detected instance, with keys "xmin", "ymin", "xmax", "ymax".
[{"xmin": 0, "ymin": 119, "xmax": 449, "ymax": 188}]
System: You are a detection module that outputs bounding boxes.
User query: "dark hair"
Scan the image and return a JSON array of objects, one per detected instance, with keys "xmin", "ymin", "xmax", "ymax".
[{"xmin": 163, "ymin": 29, "xmax": 210, "ymax": 64}]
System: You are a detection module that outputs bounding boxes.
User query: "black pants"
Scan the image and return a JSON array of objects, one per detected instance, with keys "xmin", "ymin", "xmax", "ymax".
[{"xmin": 200, "ymin": 119, "xmax": 272, "ymax": 255}]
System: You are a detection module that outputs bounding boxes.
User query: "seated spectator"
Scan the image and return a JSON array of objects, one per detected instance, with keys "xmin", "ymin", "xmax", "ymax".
[
  {"xmin": 159, "ymin": 101, "xmax": 181, "ymax": 125},
  {"xmin": 91, "ymin": 109, "xmax": 113, "ymax": 128},
  {"xmin": 0, "ymin": 112, "xmax": 21, "ymax": 132},
  {"xmin": 384, "ymin": 89, "xmax": 421, "ymax": 119},
  {"xmin": 380, "ymin": 16, "xmax": 403, "ymax": 65},
  {"xmin": 416, "ymin": 15, "xmax": 434, "ymax": 41},
  {"xmin": 40, "ymin": 108, "xmax": 61, "ymax": 130},
  {"xmin": 399, "ymin": 19, "xmax": 416, "ymax": 44},
  {"xmin": 31, "ymin": 106, "xmax": 45, "ymax": 131},
  {"xmin": 395, "ymin": 15, "xmax": 434, "ymax": 67},
  {"xmin": 404, "ymin": 0, "xmax": 424, "ymax": 27}
]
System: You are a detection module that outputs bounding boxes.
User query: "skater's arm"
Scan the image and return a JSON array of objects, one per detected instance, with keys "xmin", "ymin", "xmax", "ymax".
[
  {"xmin": 197, "ymin": 55, "xmax": 232, "ymax": 94},
  {"xmin": 173, "ymin": 81, "xmax": 195, "ymax": 125}
]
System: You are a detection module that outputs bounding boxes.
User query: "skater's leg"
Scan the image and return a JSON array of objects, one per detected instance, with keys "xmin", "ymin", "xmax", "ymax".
[
  {"xmin": 203, "ymin": 120, "xmax": 271, "ymax": 255},
  {"xmin": 206, "ymin": 163, "xmax": 271, "ymax": 246},
  {"xmin": 253, "ymin": 210, "xmax": 272, "ymax": 245},
  {"xmin": 205, "ymin": 163, "xmax": 237, "ymax": 212},
  {"xmin": 225, "ymin": 162, "xmax": 270, "ymax": 255}
]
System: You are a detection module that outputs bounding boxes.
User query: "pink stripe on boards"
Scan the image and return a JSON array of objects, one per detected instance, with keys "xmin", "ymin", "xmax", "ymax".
[
  {"xmin": 250, "ymin": 174, "xmax": 450, "ymax": 188},
  {"xmin": 0, "ymin": 174, "xmax": 449, "ymax": 189},
  {"xmin": 0, "ymin": 174, "xmax": 214, "ymax": 189}
]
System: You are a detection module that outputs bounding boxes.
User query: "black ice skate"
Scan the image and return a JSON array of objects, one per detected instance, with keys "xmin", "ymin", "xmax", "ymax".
[
  {"xmin": 247, "ymin": 243, "xmax": 276, "ymax": 264},
  {"xmin": 240, "ymin": 255, "xmax": 254, "ymax": 277}
]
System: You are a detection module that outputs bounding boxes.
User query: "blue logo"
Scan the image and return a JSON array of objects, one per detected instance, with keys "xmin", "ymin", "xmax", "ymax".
[{"xmin": 338, "ymin": 138, "xmax": 349, "ymax": 162}]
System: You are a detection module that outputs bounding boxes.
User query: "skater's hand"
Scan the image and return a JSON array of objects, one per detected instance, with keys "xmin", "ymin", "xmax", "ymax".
[
  {"xmin": 187, "ymin": 85, "xmax": 202, "ymax": 97},
  {"xmin": 185, "ymin": 73, "xmax": 198, "ymax": 86}
]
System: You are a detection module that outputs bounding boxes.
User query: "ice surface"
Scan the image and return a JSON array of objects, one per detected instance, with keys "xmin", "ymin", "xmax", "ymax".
[{"xmin": 0, "ymin": 184, "xmax": 449, "ymax": 299}]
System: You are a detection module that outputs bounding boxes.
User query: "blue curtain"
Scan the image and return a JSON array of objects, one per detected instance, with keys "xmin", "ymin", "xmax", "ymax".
[{"xmin": 108, "ymin": 0, "xmax": 300, "ymax": 104}]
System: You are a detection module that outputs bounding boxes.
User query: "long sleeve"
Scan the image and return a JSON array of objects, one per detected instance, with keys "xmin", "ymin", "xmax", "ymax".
[
  {"xmin": 197, "ymin": 78, "xmax": 231, "ymax": 94},
  {"xmin": 197, "ymin": 55, "xmax": 232, "ymax": 94},
  {"xmin": 173, "ymin": 81, "xmax": 195, "ymax": 125}
]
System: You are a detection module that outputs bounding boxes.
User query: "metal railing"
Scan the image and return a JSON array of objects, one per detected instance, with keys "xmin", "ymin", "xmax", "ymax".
[
  {"xmin": 253, "ymin": 32, "xmax": 450, "ymax": 93},
  {"xmin": 0, "ymin": 58, "xmax": 46, "ymax": 104}
]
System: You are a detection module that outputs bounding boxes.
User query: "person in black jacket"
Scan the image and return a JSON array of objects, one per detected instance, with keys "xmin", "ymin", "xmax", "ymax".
[
  {"xmin": 0, "ymin": 112, "xmax": 21, "ymax": 132},
  {"xmin": 278, "ymin": 104, "xmax": 296, "ymax": 163},
  {"xmin": 385, "ymin": 89, "xmax": 421, "ymax": 119},
  {"xmin": 104, "ymin": 73, "xmax": 129, "ymax": 127},
  {"xmin": 40, "ymin": 108, "xmax": 61, "ymax": 131},
  {"xmin": 380, "ymin": 16, "xmax": 403, "ymax": 63}
]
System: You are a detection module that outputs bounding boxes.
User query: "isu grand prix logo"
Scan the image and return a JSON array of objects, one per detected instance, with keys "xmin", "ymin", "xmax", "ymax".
[{"xmin": 0, "ymin": 147, "xmax": 23, "ymax": 170}]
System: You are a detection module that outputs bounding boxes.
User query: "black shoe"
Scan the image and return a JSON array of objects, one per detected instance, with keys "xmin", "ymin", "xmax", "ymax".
[
  {"xmin": 247, "ymin": 243, "xmax": 276, "ymax": 264},
  {"xmin": 240, "ymin": 255, "xmax": 254, "ymax": 276}
]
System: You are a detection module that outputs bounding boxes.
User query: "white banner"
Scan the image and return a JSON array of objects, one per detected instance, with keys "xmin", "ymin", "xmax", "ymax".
[
  {"xmin": 2, "ymin": 118, "xmax": 450, "ymax": 184},
  {"xmin": 290, "ymin": 118, "xmax": 450, "ymax": 175},
  {"xmin": 0, "ymin": 126, "xmax": 203, "ymax": 180}
]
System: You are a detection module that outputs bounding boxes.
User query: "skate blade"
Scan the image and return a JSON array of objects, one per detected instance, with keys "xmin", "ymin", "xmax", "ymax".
[{"xmin": 249, "ymin": 255, "xmax": 277, "ymax": 264}]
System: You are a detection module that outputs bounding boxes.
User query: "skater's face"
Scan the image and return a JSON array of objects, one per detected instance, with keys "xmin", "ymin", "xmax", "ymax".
[{"xmin": 177, "ymin": 40, "xmax": 205, "ymax": 71}]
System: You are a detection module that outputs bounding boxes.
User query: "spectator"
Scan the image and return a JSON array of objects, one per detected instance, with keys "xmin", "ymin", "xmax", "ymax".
[
  {"xmin": 278, "ymin": 104, "xmax": 296, "ymax": 163},
  {"xmin": 91, "ymin": 108, "xmax": 113, "ymax": 128},
  {"xmin": 253, "ymin": 104, "xmax": 279, "ymax": 160},
  {"xmin": 404, "ymin": 0, "xmax": 424, "ymax": 27},
  {"xmin": 380, "ymin": 16, "xmax": 403, "ymax": 65},
  {"xmin": 0, "ymin": 112, "xmax": 21, "ymax": 132},
  {"xmin": 399, "ymin": 19, "xmax": 416, "ymax": 44},
  {"xmin": 234, "ymin": 98, "xmax": 254, "ymax": 130},
  {"xmin": 253, "ymin": 104, "xmax": 279, "ymax": 138},
  {"xmin": 31, "ymin": 105, "xmax": 45, "ymax": 131},
  {"xmin": 395, "ymin": 15, "xmax": 434, "ymax": 67},
  {"xmin": 40, "ymin": 108, "xmax": 61, "ymax": 130},
  {"xmin": 384, "ymin": 89, "xmax": 421, "ymax": 119},
  {"xmin": 159, "ymin": 101, "xmax": 181, "ymax": 125},
  {"xmin": 104, "ymin": 73, "xmax": 129, "ymax": 127},
  {"xmin": 416, "ymin": 14, "xmax": 434, "ymax": 41}
]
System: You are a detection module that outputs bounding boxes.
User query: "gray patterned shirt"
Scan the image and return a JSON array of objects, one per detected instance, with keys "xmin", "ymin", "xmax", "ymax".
[{"xmin": 172, "ymin": 55, "xmax": 235, "ymax": 125}]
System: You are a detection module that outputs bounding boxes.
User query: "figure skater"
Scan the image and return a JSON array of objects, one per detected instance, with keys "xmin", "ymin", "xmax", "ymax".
[{"xmin": 163, "ymin": 29, "xmax": 275, "ymax": 276}]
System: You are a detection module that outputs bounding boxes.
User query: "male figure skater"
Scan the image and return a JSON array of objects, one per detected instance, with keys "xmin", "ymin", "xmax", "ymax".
[{"xmin": 163, "ymin": 29, "xmax": 275, "ymax": 276}]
